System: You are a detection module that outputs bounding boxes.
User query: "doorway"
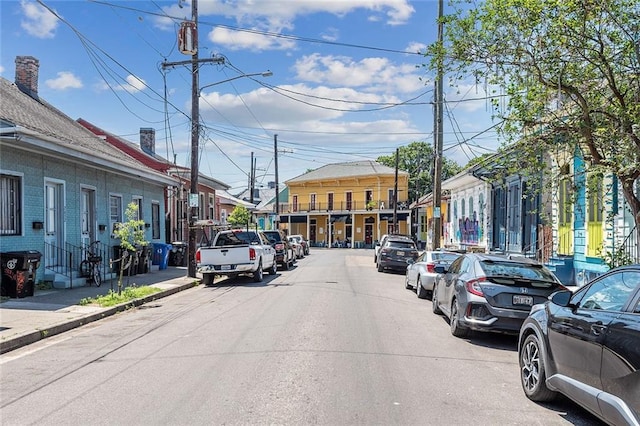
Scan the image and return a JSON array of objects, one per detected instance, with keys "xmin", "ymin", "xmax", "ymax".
[{"xmin": 44, "ymin": 181, "xmax": 65, "ymax": 267}]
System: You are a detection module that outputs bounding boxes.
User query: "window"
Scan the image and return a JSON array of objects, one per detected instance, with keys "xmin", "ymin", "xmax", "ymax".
[
  {"xmin": 577, "ymin": 271, "xmax": 639, "ymax": 311},
  {"xmin": 588, "ymin": 177, "xmax": 603, "ymax": 222},
  {"xmin": 310, "ymin": 193, "xmax": 316, "ymax": 210},
  {"xmin": 559, "ymin": 179, "xmax": 572, "ymax": 225},
  {"xmin": 151, "ymin": 202, "xmax": 160, "ymax": 239},
  {"xmin": 0, "ymin": 173, "xmax": 22, "ymax": 235},
  {"xmin": 209, "ymin": 194, "xmax": 215, "ymax": 220},
  {"xmin": 327, "ymin": 193, "xmax": 334, "ymax": 210},
  {"xmin": 469, "ymin": 196, "xmax": 474, "ymax": 216},
  {"xmin": 461, "ymin": 198, "xmax": 466, "ymax": 218},
  {"xmin": 346, "ymin": 191, "xmax": 353, "ymax": 210},
  {"xmin": 132, "ymin": 196, "xmax": 143, "ymax": 221},
  {"xmin": 292, "ymin": 195, "xmax": 298, "ymax": 212},
  {"xmin": 109, "ymin": 194, "xmax": 123, "ymax": 236},
  {"xmin": 388, "ymin": 189, "xmax": 395, "ymax": 208},
  {"xmin": 365, "ymin": 190, "xmax": 373, "ymax": 204}
]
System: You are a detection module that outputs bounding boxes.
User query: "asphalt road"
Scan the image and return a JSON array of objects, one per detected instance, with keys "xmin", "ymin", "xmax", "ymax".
[{"xmin": 0, "ymin": 249, "xmax": 602, "ymax": 425}]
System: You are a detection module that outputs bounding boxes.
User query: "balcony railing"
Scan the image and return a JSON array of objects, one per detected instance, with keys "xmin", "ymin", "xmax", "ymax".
[{"xmin": 278, "ymin": 200, "xmax": 410, "ymax": 213}]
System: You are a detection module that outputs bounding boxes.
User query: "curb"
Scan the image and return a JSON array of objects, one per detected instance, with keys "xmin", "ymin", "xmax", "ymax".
[{"xmin": 0, "ymin": 280, "xmax": 200, "ymax": 355}]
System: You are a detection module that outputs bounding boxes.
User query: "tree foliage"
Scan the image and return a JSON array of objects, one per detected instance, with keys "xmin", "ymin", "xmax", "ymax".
[
  {"xmin": 377, "ymin": 141, "xmax": 462, "ymax": 201},
  {"xmin": 112, "ymin": 202, "xmax": 148, "ymax": 294},
  {"xmin": 427, "ymin": 0, "xmax": 640, "ymax": 246},
  {"xmin": 227, "ymin": 205, "xmax": 252, "ymax": 227}
]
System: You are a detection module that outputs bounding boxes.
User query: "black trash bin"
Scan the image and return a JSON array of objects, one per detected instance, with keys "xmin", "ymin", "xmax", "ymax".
[
  {"xmin": 137, "ymin": 245, "xmax": 152, "ymax": 274},
  {"xmin": 168, "ymin": 242, "xmax": 187, "ymax": 266},
  {"xmin": 1, "ymin": 250, "xmax": 41, "ymax": 298},
  {"xmin": 113, "ymin": 246, "xmax": 137, "ymax": 276}
]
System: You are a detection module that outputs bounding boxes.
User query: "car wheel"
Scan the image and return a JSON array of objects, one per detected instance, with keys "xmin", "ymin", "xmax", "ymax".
[
  {"xmin": 283, "ymin": 258, "xmax": 290, "ymax": 271},
  {"xmin": 432, "ymin": 284, "xmax": 442, "ymax": 314},
  {"xmin": 520, "ymin": 334, "xmax": 557, "ymax": 402},
  {"xmin": 416, "ymin": 278, "xmax": 428, "ymax": 299},
  {"xmin": 405, "ymin": 274, "xmax": 412, "ymax": 289},
  {"xmin": 268, "ymin": 260, "xmax": 277, "ymax": 275},
  {"xmin": 450, "ymin": 299, "xmax": 470, "ymax": 338},
  {"xmin": 377, "ymin": 261, "xmax": 383, "ymax": 272},
  {"xmin": 253, "ymin": 263, "xmax": 263, "ymax": 282}
]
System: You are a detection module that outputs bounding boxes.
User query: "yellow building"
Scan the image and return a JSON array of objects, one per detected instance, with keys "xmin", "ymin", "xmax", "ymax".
[{"xmin": 282, "ymin": 160, "xmax": 410, "ymax": 248}]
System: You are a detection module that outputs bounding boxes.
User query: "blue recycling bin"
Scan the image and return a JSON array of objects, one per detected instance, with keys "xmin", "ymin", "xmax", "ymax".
[{"xmin": 152, "ymin": 243, "xmax": 172, "ymax": 270}]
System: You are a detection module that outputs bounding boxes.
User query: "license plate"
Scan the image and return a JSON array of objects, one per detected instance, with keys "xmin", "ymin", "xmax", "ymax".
[
  {"xmin": 513, "ymin": 295, "xmax": 533, "ymax": 306},
  {"xmin": 396, "ymin": 251, "xmax": 405, "ymax": 256},
  {"xmin": 220, "ymin": 265, "xmax": 231, "ymax": 271}
]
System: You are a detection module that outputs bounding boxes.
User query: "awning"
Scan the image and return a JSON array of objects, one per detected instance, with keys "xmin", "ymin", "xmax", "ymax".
[
  {"xmin": 380, "ymin": 213, "xmax": 409, "ymax": 221},
  {"xmin": 279, "ymin": 215, "xmax": 307, "ymax": 223},
  {"xmin": 330, "ymin": 214, "xmax": 352, "ymax": 223}
]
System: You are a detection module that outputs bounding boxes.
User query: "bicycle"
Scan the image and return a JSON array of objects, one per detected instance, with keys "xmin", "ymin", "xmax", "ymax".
[{"xmin": 79, "ymin": 241, "xmax": 103, "ymax": 287}]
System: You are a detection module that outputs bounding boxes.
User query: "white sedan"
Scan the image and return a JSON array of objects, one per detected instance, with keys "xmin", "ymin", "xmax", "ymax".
[{"xmin": 405, "ymin": 251, "xmax": 461, "ymax": 299}]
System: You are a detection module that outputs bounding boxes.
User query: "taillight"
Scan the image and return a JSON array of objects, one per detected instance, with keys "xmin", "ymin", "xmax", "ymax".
[
  {"xmin": 249, "ymin": 247, "xmax": 256, "ymax": 261},
  {"xmin": 465, "ymin": 277, "xmax": 486, "ymax": 296},
  {"xmin": 426, "ymin": 263, "xmax": 435, "ymax": 273},
  {"xmin": 196, "ymin": 249, "xmax": 201, "ymax": 264}
]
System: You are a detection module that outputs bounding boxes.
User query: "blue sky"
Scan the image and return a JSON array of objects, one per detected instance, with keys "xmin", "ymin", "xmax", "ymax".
[{"xmin": 1, "ymin": 0, "xmax": 500, "ymax": 194}]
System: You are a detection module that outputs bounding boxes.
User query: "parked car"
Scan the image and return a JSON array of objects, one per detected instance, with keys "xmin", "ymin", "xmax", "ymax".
[
  {"xmin": 432, "ymin": 253, "xmax": 566, "ymax": 337},
  {"xmin": 376, "ymin": 236, "xmax": 419, "ymax": 273},
  {"xmin": 405, "ymin": 250, "xmax": 461, "ymax": 299},
  {"xmin": 374, "ymin": 233, "xmax": 412, "ymax": 263},
  {"xmin": 289, "ymin": 234, "xmax": 309, "ymax": 255},
  {"xmin": 287, "ymin": 235, "xmax": 305, "ymax": 259},
  {"xmin": 518, "ymin": 264, "xmax": 640, "ymax": 426},
  {"xmin": 263, "ymin": 230, "xmax": 295, "ymax": 270}
]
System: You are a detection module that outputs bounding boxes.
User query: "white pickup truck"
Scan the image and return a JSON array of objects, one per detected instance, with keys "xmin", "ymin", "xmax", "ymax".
[{"xmin": 196, "ymin": 229, "xmax": 277, "ymax": 285}]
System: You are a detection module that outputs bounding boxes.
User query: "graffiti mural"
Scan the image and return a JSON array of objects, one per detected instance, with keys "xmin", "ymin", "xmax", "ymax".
[{"xmin": 457, "ymin": 211, "xmax": 483, "ymax": 245}]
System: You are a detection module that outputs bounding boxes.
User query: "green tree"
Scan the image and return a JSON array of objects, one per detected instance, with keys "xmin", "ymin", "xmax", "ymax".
[
  {"xmin": 112, "ymin": 202, "xmax": 148, "ymax": 295},
  {"xmin": 377, "ymin": 141, "xmax": 462, "ymax": 202},
  {"xmin": 426, "ymin": 0, "xmax": 640, "ymax": 255},
  {"xmin": 227, "ymin": 205, "xmax": 252, "ymax": 227}
]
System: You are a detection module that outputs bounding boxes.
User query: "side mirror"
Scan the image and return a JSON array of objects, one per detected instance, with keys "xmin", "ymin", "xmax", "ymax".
[
  {"xmin": 406, "ymin": 259, "xmax": 415, "ymax": 265},
  {"xmin": 550, "ymin": 290, "xmax": 573, "ymax": 307},
  {"xmin": 434, "ymin": 265, "xmax": 448, "ymax": 274}
]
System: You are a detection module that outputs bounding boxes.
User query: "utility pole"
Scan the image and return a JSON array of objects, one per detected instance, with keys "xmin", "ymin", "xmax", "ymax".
[
  {"xmin": 250, "ymin": 152, "xmax": 255, "ymax": 204},
  {"xmin": 274, "ymin": 134, "xmax": 279, "ymax": 230},
  {"xmin": 393, "ymin": 147, "xmax": 399, "ymax": 233},
  {"xmin": 432, "ymin": 0, "xmax": 444, "ymax": 250},
  {"xmin": 187, "ymin": 0, "xmax": 200, "ymax": 278}
]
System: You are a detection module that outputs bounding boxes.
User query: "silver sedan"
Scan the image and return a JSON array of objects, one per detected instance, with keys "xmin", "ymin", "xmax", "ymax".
[{"xmin": 405, "ymin": 251, "xmax": 461, "ymax": 299}]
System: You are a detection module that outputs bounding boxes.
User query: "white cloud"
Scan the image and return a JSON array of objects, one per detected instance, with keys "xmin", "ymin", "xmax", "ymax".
[
  {"xmin": 45, "ymin": 72, "xmax": 83, "ymax": 90},
  {"xmin": 95, "ymin": 75, "xmax": 147, "ymax": 93},
  {"xmin": 208, "ymin": 27, "xmax": 296, "ymax": 52},
  {"xmin": 321, "ymin": 27, "xmax": 339, "ymax": 42},
  {"xmin": 122, "ymin": 75, "xmax": 147, "ymax": 93},
  {"xmin": 405, "ymin": 42, "xmax": 427, "ymax": 54},
  {"xmin": 292, "ymin": 54, "xmax": 424, "ymax": 94},
  {"xmin": 20, "ymin": 0, "xmax": 59, "ymax": 39},
  {"xmin": 0, "ymin": 64, "xmax": 5, "ymax": 74},
  {"xmin": 159, "ymin": 0, "xmax": 415, "ymax": 51}
]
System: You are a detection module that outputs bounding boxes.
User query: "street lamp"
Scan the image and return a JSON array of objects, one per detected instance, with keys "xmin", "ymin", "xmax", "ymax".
[{"xmin": 200, "ymin": 71, "xmax": 272, "ymax": 94}]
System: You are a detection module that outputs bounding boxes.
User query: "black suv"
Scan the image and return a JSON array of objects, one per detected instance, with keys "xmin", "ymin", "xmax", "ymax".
[
  {"xmin": 376, "ymin": 236, "xmax": 419, "ymax": 273},
  {"xmin": 263, "ymin": 230, "xmax": 295, "ymax": 270},
  {"xmin": 518, "ymin": 264, "xmax": 640, "ymax": 425}
]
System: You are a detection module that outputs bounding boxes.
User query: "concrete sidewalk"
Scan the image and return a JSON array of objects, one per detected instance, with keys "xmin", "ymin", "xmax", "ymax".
[{"xmin": 0, "ymin": 266, "xmax": 199, "ymax": 355}]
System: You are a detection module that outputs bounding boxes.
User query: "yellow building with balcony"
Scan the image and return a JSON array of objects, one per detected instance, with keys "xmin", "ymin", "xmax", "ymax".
[{"xmin": 281, "ymin": 160, "xmax": 410, "ymax": 248}]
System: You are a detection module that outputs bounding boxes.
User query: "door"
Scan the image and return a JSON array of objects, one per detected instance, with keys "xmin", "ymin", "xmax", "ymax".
[
  {"xmin": 80, "ymin": 187, "xmax": 96, "ymax": 247},
  {"xmin": 310, "ymin": 223, "xmax": 316, "ymax": 244},
  {"xmin": 44, "ymin": 181, "xmax": 65, "ymax": 267},
  {"xmin": 365, "ymin": 224, "xmax": 373, "ymax": 245}
]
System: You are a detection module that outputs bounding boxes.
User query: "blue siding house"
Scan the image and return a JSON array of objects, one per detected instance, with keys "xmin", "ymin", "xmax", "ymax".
[{"xmin": 0, "ymin": 56, "xmax": 177, "ymax": 291}]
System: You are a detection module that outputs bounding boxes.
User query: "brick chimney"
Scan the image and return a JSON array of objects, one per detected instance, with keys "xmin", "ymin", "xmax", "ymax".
[
  {"xmin": 15, "ymin": 56, "xmax": 40, "ymax": 99},
  {"xmin": 140, "ymin": 128, "xmax": 155, "ymax": 155}
]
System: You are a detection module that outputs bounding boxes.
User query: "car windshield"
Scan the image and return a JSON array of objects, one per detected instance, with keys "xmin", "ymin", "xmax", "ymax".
[
  {"xmin": 263, "ymin": 232, "xmax": 281, "ymax": 243},
  {"xmin": 215, "ymin": 232, "xmax": 247, "ymax": 246},
  {"xmin": 481, "ymin": 261, "xmax": 558, "ymax": 285},
  {"xmin": 432, "ymin": 253, "xmax": 459, "ymax": 262},
  {"xmin": 233, "ymin": 232, "xmax": 261, "ymax": 244},
  {"xmin": 388, "ymin": 241, "xmax": 416, "ymax": 249}
]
